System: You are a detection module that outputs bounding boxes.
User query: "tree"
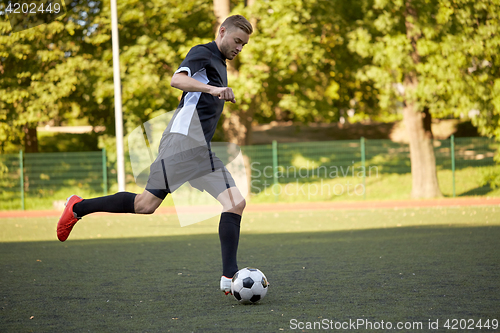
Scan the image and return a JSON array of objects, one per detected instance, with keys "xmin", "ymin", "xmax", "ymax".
[
  {"xmin": 78, "ymin": 0, "xmax": 214, "ymax": 171},
  {"xmin": 86, "ymin": 0, "xmax": 214, "ymax": 128},
  {"xmin": 0, "ymin": 0, "xmax": 215, "ymax": 156},
  {"xmin": 213, "ymin": 0, "xmax": 254, "ymax": 145},
  {"xmin": 347, "ymin": 0, "xmax": 500, "ymax": 198},
  {"xmin": 0, "ymin": 3, "xmax": 99, "ymax": 153},
  {"xmin": 216, "ymin": 0, "xmax": 370, "ymax": 145}
]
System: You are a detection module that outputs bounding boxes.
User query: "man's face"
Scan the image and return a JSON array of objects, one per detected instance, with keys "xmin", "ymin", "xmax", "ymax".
[{"xmin": 219, "ymin": 27, "xmax": 250, "ymax": 60}]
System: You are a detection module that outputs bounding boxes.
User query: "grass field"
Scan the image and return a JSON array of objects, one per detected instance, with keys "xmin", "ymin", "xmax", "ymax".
[{"xmin": 1, "ymin": 206, "xmax": 499, "ymax": 332}]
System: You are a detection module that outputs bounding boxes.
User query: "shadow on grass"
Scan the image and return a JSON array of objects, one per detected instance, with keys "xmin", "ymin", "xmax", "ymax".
[
  {"xmin": 458, "ymin": 184, "xmax": 494, "ymax": 197},
  {"xmin": 1, "ymin": 225, "xmax": 499, "ymax": 332}
]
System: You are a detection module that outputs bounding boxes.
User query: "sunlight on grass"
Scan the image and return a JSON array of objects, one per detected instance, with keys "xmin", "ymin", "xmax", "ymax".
[
  {"xmin": 1, "ymin": 206, "xmax": 498, "ymax": 332},
  {"xmin": 1, "ymin": 206, "xmax": 498, "ymax": 243}
]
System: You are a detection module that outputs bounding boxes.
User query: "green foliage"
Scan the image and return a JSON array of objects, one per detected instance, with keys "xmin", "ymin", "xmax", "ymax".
[
  {"xmin": 86, "ymin": 0, "xmax": 214, "ymax": 132},
  {"xmin": 347, "ymin": 0, "xmax": 500, "ymax": 125},
  {"xmin": 85, "ymin": 0, "xmax": 214, "ymax": 164},
  {"xmin": 38, "ymin": 132, "xmax": 99, "ymax": 152},
  {"xmin": 0, "ymin": 0, "xmax": 214, "ymax": 154},
  {"xmin": 2, "ymin": 0, "xmax": 499, "ymax": 155},
  {"xmin": 0, "ymin": 0, "xmax": 103, "ymax": 153},
  {"xmin": 232, "ymin": 0, "xmax": 377, "ymax": 124}
]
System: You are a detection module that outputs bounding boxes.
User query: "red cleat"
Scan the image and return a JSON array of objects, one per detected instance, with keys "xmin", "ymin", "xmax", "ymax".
[{"xmin": 57, "ymin": 195, "xmax": 83, "ymax": 242}]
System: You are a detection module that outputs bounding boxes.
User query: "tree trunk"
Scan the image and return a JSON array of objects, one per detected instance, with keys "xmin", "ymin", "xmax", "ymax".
[
  {"xmin": 422, "ymin": 107, "xmax": 433, "ymax": 138},
  {"xmin": 222, "ymin": 108, "xmax": 253, "ymax": 146},
  {"xmin": 403, "ymin": 102, "xmax": 442, "ymax": 198},
  {"xmin": 213, "ymin": 0, "xmax": 230, "ymax": 37},
  {"xmin": 23, "ymin": 125, "xmax": 38, "ymax": 153},
  {"xmin": 213, "ymin": 0, "xmax": 254, "ymax": 190},
  {"xmin": 403, "ymin": 0, "xmax": 442, "ymax": 198},
  {"xmin": 213, "ymin": 0, "xmax": 255, "ymax": 146}
]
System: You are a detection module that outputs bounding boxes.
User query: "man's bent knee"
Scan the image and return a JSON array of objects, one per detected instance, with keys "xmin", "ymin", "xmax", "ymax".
[
  {"xmin": 134, "ymin": 190, "xmax": 163, "ymax": 214},
  {"xmin": 136, "ymin": 203, "xmax": 157, "ymax": 215},
  {"xmin": 224, "ymin": 198, "xmax": 246, "ymax": 215},
  {"xmin": 235, "ymin": 198, "xmax": 246, "ymax": 214},
  {"xmin": 218, "ymin": 187, "xmax": 246, "ymax": 215}
]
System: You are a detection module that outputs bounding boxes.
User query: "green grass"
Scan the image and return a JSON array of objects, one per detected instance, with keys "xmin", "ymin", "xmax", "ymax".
[{"xmin": 1, "ymin": 206, "xmax": 499, "ymax": 332}]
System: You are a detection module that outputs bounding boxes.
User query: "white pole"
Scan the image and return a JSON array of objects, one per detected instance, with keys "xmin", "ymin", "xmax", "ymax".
[{"xmin": 110, "ymin": 0, "xmax": 126, "ymax": 192}]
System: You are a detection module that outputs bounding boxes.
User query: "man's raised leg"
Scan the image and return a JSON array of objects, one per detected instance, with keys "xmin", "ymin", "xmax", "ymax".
[{"xmin": 57, "ymin": 189, "xmax": 164, "ymax": 241}]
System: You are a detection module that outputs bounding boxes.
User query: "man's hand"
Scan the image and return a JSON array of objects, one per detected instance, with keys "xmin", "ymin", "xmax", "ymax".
[
  {"xmin": 210, "ymin": 86, "xmax": 236, "ymax": 103},
  {"xmin": 171, "ymin": 72, "xmax": 236, "ymax": 103}
]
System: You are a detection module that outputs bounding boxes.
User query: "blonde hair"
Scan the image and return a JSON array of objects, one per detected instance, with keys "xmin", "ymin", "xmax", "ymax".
[{"xmin": 221, "ymin": 15, "xmax": 253, "ymax": 35}]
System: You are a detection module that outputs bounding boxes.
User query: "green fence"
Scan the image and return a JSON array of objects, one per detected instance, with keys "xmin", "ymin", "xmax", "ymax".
[
  {"xmin": 0, "ymin": 149, "xmax": 108, "ymax": 210},
  {"xmin": 0, "ymin": 137, "xmax": 498, "ymax": 210}
]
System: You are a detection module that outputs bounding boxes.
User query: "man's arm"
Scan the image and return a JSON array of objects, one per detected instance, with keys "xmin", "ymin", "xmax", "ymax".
[{"xmin": 171, "ymin": 72, "xmax": 236, "ymax": 103}]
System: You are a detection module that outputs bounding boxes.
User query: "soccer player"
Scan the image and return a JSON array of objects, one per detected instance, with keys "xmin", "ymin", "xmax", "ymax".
[{"xmin": 57, "ymin": 15, "xmax": 253, "ymax": 295}]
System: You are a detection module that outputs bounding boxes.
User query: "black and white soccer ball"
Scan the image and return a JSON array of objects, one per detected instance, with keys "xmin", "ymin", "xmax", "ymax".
[{"xmin": 231, "ymin": 267, "xmax": 269, "ymax": 304}]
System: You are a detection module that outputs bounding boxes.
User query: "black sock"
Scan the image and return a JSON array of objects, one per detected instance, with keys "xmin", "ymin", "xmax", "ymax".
[
  {"xmin": 73, "ymin": 192, "xmax": 137, "ymax": 218},
  {"xmin": 219, "ymin": 212, "xmax": 242, "ymax": 278}
]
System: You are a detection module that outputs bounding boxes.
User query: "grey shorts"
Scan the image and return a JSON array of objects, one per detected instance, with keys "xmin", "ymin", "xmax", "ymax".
[{"xmin": 146, "ymin": 134, "xmax": 236, "ymax": 200}]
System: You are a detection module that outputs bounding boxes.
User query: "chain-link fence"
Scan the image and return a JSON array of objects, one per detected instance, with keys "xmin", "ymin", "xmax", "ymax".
[
  {"xmin": 0, "ymin": 150, "xmax": 108, "ymax": 210},
  {"xmin": 1, "ymin": 137, "xmax": 498, "ymax": 210}
]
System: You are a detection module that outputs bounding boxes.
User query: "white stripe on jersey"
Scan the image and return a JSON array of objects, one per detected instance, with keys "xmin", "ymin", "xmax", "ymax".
[
  {"xmin": 174, "ymin": 66, "xmax": 192, "ymax": 77},
  {"xmin": 170, "ymin": 68, "xmax": 209, "ymax": 136}
]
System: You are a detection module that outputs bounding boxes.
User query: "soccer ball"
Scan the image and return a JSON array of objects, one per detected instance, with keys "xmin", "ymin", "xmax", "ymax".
[{"xmin": 231, "ymin": 267, "xmax": 269, "ymax": 304}]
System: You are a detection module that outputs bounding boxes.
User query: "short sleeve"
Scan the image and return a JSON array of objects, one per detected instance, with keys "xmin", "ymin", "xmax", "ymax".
[{"xmin": 174, "ymin": 45, "xmax": 211, "ymax": 77}]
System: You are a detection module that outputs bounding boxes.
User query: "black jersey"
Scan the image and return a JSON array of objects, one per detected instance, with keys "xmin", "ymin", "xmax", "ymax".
[{"xmin": 168, "ymin": 41, "xmax": 228, "ymax": 144}]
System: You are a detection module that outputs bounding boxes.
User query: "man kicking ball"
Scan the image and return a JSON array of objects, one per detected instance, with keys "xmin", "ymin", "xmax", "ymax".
[{"xmin": 57, "ymin": 15, "xmax": 253, "ymax": 295}]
